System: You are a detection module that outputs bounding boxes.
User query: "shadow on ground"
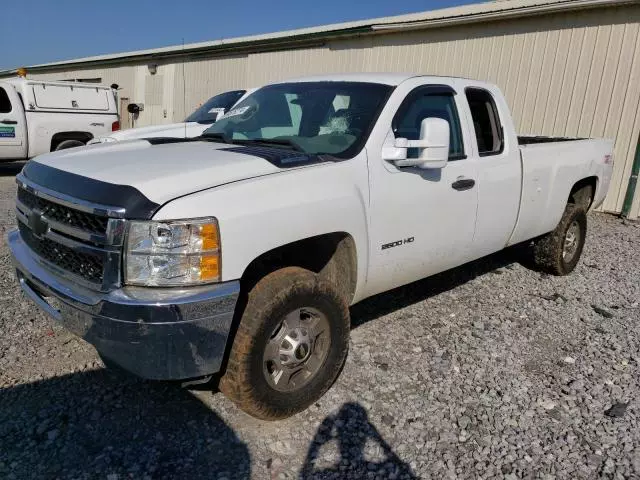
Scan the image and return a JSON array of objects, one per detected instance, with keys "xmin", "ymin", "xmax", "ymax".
[
  {"xmin": 0, "ymin": 369, "xmax": 251, "ymax": 479},
  {"xmin": 350, "ymin": 244, "xmax": 534, "ymax": 328},
  {"xmin": 0, "ymin": 161, "xmax": 25, "ymax": 177},
  {"xmin": 0, "ymin": 369, "xmax": 415, "ymax": 480},
  {"xmin": 300, "ymin": 402, "xmax": 417, "ymax": 479}
]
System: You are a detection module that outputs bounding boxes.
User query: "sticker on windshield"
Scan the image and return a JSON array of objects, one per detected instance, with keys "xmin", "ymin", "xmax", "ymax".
[
  {"xmin": 0, "ymin": 126, "xmax": 15, "ymax": 138},
  {"xmin": 220, "ymin": 105, "xmax": 251, "ymax": 120},
  {"xmin": 207, "ymin": 107, "xmax": 225, "ymax": 114}
]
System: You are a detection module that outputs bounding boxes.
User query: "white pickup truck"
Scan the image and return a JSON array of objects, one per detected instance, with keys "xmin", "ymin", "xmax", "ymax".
[
  {"xmin": 8, "ymin": 74, "xmax": 613, "ymax": 420},
  {"xmin": 87, "ymin": 89, "xmax": 251, "ymax": 145},
  {"xmin": 0, "ymin": 77, "xmax": 119, "ymax": 160}
]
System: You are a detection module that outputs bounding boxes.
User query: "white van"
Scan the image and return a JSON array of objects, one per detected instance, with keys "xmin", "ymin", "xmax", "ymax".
[{"xmin": 0, "ymin": 77, "xmax": 119, "ymax": 161}]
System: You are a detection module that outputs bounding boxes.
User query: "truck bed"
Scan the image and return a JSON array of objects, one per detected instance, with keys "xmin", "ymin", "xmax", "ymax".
[
  {"xmin": 507, "ymin": 137, "xmax": 614, "ymax": 246},
  {"xmin": 518, "ymin": 135, "xmax": 586, "ymax": 145}
]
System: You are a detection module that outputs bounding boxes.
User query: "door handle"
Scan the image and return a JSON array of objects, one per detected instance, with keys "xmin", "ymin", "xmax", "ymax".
[
  {"xmin": 451, "ymin": 178, "xmax": 475, "ymax": 191},
  {"xmin": 1, "ymin": 119, "xmax": 17, "ymax": 124}
]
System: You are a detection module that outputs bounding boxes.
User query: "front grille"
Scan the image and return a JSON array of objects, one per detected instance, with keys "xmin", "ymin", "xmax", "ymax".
[
  {"xmin": 15, "ymin": 177, "xmax": 125, "ymax": 291},
  {"xmin": 18, "ymin": 188, "xmax": 109, "ymax": 234},
  {"xmin": 19, "ymin": 223, "xmax": 104, "ymax": 284}
]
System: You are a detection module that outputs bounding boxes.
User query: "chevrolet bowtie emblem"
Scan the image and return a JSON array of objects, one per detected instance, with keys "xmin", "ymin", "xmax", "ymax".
[{"xmin": 28, "ymin": 209, "xmax": 48, "ymax": 238}]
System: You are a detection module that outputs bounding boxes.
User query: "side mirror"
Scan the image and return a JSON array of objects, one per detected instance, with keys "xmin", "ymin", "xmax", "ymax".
[{"xmin": 383, "ymin": 117, "xmax": 450, "ymax": 169}]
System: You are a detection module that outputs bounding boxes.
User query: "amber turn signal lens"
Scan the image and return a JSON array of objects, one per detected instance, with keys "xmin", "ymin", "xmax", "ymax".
[
  {"xmin": 201, "ymin": 223, "xmax": 219, "ymax": 250},
  {"xmin": 200, "ymin": 255, "xmax": 220, "ymax": 281}
]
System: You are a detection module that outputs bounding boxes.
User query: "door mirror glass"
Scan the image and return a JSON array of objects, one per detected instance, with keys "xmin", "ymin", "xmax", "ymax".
[{"xmin": 415, "ymin": 117, "xmax": 450, "ymax": 168}]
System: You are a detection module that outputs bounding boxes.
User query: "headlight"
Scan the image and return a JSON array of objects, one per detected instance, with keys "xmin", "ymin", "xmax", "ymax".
[
  {"xmin": 88, "ymin": 137, "xmax": 117, "ymax": 145},
  {"xmin": 125, "ymin": 218, "xmax": 220, "ymax": 286}
]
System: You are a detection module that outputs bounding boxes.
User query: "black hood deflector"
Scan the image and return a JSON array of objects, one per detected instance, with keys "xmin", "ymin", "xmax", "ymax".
[{"xmin": 22, "ymin": 161, "xmax": 160, "ymax": 219}]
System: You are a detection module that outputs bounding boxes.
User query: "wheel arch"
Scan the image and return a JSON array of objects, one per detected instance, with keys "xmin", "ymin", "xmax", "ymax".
[
  {"xmin": 568, "ymin": 176, "xmax": 598, "ymax": 210},
  {"xmin": 239, "ymin": 232, "xmax": 358, "ymax": 305},
  {"xmin": 50, "ymin": 131, "xmax": 94, "ymax": 151}
]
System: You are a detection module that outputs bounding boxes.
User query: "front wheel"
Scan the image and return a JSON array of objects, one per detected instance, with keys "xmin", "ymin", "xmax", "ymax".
[
  {"xmin": 219, "ymin": 267, "xmax": 350, "ymax": 420},
  {"xmin": 55, "ymin": 139, "xmax": 85, "ymax": 151},
  {"xmin": 533, "ymin": 204, "xmax": 587, "ymax": 275}
]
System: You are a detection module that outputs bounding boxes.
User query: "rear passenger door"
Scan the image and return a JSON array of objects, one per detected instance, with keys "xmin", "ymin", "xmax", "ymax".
[
  {"xmin": 462, "ymin": 85, "xmax": 521, "ymax": 258},
  {"xmin": 0, "ymin": 83, "xmax": 27, "ymax": 160}
]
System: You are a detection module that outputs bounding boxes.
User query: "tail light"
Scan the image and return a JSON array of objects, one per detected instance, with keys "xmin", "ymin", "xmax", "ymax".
[{"xmin": 111, "ymin": 120, "xmax": 120, "ymax": 132}]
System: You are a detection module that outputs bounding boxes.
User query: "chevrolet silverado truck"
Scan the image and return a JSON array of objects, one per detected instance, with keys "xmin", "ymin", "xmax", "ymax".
[{"xmin": 8, "ymin": 74, "xmax": 613, "ymax": 420}]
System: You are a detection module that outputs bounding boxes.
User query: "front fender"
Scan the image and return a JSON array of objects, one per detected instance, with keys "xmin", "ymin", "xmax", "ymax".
[{"xmin": 153, "ymin": 157, "xmax": 370, "ymax": 301}]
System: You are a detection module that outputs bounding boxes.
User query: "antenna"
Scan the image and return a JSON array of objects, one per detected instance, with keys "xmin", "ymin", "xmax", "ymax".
[{"xmin": 182, "ymin": 38, "xmax": 187, "ymax": 139}]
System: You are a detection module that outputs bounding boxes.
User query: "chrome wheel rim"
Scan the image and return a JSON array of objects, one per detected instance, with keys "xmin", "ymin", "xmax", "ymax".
[
  {"xmin": 263, "ymin": 307, "xmax": 331, "ymax": 392},
  {"xmin": 563, "ymin": 220, "xmax": 581, "ymax": 262}
]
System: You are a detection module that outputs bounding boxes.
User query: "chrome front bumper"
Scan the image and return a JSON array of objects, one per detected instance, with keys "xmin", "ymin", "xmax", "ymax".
[{"xmin": 7, "ymin": 229, "xmax": 240, "ymax": 380}]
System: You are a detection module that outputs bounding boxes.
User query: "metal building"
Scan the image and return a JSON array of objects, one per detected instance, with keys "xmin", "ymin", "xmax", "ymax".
[{"xmin": 2, "ymin": 0, "xmax": 639, "ymax": 218}]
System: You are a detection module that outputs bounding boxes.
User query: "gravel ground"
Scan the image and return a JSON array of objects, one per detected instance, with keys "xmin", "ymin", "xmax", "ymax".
[{"xmin": 1, "ymin": 160, "xmax": 639, "ymax": 479}]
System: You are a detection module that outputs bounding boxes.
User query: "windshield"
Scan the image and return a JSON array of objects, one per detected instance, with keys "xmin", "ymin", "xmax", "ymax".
[
  {"xmin": 185, "ymin": 90, "xmax": 246, "ymax": 124},
  {"xmin": 202, "ymin": 82, "xmax": 393, "ymax": 158}
]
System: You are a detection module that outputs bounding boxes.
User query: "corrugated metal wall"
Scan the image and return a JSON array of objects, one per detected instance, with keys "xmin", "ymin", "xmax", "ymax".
[
  {"xmin": 18, "ymin": 3, "xmax": 640, "ymax": 217},
  {"xmin": 172, "ymin": 55, "xmax": 247, "ymax": 120},
  {"xmin": 27, "ymin": 66, "xmax": 136, "ymax": 101}
]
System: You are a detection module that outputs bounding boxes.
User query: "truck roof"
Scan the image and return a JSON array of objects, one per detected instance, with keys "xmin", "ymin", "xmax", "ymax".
[
  {"xmin": 274, "ymin": 72, "xmax": 482, "ymax": 86},
  {"xmin": 2, "ymin": 77, "xmax": 114, "ymax": 90}
]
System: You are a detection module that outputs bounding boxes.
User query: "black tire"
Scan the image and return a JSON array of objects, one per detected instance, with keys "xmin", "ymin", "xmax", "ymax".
[
  {"xmin": 98, "ymin": 353, "xmax": 130, "ymax": 375},
  {"xmin": 55, "ymin": 139, "xmax": 85, "ymax": 151},
  {"xmin": 533, "ymin": 204, "xmax": 587, "ymax": 275},
  {"xmin": 220, "ymin": 267, "xmax": 350, "ymax": 420}
]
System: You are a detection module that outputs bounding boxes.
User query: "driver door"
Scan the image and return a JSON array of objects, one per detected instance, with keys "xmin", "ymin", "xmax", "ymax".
[
  {"xmin": 366, "ymin": 84, "xmax": 478, "ymax": 296},
  {"xmin": 0, "ymin": 83, "xmax": 27, "ymax": 160}
]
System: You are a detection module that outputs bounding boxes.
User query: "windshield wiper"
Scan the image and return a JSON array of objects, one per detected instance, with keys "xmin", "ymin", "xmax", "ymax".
[
  {"xmin": 236, "ymin": 138, "xmax": 304, "ymax": 152},
  {"xmin": 200, "ymin": 132, "xmax": 233, "ymax": 144}
]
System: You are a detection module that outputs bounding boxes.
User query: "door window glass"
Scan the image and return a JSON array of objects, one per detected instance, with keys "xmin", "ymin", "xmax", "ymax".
[
  {"xmin": 0, "ymin": 88, "xmax": 11, "ymax": 113},
  {"xmin": 466, "ymin": 88, "xmax": 503, "ymax": 155},
  {"xmin": 393, "ymin": 92, "xmax": 464, "ymax": 159}
]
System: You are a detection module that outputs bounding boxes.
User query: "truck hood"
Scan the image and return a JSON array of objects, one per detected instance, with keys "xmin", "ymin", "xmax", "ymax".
[
  {"xmin": 94, "ymin": 122, "xmax": 207, "ymax": 142},
  {"xmin": 24, "ymin": 139, "xmax": 286, "ymax": 213}
]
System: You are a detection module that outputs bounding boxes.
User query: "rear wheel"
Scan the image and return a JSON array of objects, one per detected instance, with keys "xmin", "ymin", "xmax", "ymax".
[
  {"xmin": 55, "ymin": 139, "xmax": 85, "ymax": 151},
  {"xmin": 533, "ymin": 204, "xmax": 587, "ymax": 275},
  {"xmin": 220, "ymin": 267, "xmax": 350, "ymax": 420}
]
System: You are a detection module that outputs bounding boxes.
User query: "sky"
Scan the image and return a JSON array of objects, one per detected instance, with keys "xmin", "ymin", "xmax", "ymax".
[{"xmin": 0, "ymin": 0, "xmax": 478, "ymax": 70}]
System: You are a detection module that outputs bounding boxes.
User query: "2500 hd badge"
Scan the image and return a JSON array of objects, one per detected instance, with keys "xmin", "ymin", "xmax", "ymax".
[{"xmin": 381, "ymin": 237, "xmax": 415, "ymax": 250}]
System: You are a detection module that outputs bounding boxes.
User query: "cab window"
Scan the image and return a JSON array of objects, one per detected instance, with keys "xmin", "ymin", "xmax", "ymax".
[
  {"xmin": 393, "ymin": 89, "xmax": 465, "ymax": 160},
  {"xmin": 466, "ymin": 88, "xmax": 504, "ymax": 156}
]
